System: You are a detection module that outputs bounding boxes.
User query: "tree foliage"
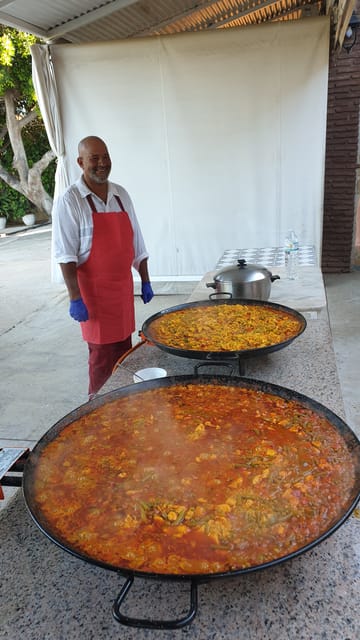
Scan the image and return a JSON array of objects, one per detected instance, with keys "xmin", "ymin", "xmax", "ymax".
[
  {"xmin": 0, "ymin": 28, "xmax": 35, "ymax": 99},
  {"xmin": 0, "ymin": 27, "xmax": 55, "ymax": 223}
]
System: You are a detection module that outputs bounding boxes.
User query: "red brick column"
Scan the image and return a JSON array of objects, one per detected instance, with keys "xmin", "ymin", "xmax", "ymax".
[{"xmin": 322, "ymin": 28, "xmax": 360, "ymax": 272}]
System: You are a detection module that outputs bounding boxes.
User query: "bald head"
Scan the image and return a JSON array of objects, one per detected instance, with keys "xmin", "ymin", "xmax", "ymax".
[
  {"xmin": 77, "ymin": 136, "xmax": 112, "ymax": 189},
  {"xmin": 78, "ymin": 136, "xmax": 108, "ymax": 156}
]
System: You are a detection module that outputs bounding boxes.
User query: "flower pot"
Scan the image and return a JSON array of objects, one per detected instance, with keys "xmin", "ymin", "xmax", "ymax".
[
  {"xmin": 0, "ymin": 216, "xmax": 7, "ymax": 230},
  {"xmin": 22, "ymin": 213, "xmax": 36, "ymax": 226}
]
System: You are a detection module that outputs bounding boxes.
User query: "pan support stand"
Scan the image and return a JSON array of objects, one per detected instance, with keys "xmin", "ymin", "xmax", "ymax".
[
  {"xmin": 238, "ymin": 356, "xmax": 246, "ymax": 376},
  {"xmin": 193, "ymin": 356, "xmax": 246, "ymax": 377}
]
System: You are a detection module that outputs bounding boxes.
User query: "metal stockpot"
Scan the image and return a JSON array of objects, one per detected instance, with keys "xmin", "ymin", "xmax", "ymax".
[{"xmin": 206, "ymin": 259, "xmax": 280, "ymax": 300}]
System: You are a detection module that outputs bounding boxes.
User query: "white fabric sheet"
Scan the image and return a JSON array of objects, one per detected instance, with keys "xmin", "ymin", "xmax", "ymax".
[
  {"xmin": 42, "ymin": 18, "xmax": 329, "ymax": 278},
  {"xmin": 31, "ymin": 44, "xmax": 69, "ymax": 199}
]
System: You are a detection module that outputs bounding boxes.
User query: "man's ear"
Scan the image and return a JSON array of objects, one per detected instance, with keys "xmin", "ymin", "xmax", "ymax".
[{"xmin": 77, "ymin": 157, "xmax": 83, "ymax": 169}]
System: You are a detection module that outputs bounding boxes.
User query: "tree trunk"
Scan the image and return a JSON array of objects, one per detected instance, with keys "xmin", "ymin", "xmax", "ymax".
[{"xmin": 1, "ymin": 89, "xmax": 55, "ymax": 221}]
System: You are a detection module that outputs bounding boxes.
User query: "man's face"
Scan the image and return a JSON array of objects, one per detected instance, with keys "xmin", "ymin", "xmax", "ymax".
[{"xmin": 78, "ymin": 140, "xmax": 112, "ymax": 187}]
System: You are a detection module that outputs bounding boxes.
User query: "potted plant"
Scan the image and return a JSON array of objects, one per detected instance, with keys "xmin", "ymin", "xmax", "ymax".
[
  {"xmin": 0, "ymin": 183, "xmax": 10, "ymax": 229},
  {"xmin": 22, "ymin": 212, "xmax": 36, "ymax": 226},
  {"xmin": 0, "ymin": 213, "xmax": 7, "ymax": 230}
]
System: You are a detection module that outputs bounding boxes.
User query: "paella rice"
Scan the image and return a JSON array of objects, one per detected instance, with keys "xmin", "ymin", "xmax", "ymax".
[
  {"xmin": 31, "ymin": 382, "xmax": 356, "ymax": 576},
  {"xmin": 146, "ymin": 304, "xmax": 303, "ymax": 351}
]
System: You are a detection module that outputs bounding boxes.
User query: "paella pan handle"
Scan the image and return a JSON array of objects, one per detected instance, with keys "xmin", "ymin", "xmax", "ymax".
[{"xmin": 112, "ymin": 575, "xmax": 198, "ymax": 630}]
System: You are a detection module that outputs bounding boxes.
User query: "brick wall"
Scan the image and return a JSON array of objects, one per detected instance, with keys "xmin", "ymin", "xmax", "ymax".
[{"xmin": 321, "ymin": 27, "xmax": 360, "ymax": 272}]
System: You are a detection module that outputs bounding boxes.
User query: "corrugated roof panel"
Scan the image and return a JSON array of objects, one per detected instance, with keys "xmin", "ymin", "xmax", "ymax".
[
  {"xmin": 0, "ymin": 0, "xmax": 106, "ymax": 31},
  {"xmin": 45, "ymin": 0, "xmax": 327, "ymax": 42},
  {"xmin": 128, "ymin": 0, "xmax": 324, "ymax": 37},
  {"xmin": 64, "ymin": 0, "xmax": 214, "ymax": 41},
  {"xmin": 0, "ymin": 0, "xmax": 347, "ymax": 46}
]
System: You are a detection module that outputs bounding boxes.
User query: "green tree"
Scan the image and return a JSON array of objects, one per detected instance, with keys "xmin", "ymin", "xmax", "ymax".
[{"xmin": 0, "ymin": 27, "xmax": 55, "ymax": 222}]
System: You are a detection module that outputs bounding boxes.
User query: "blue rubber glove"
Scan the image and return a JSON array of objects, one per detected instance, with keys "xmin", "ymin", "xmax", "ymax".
[
  {"xmin": 141, "ymin": 282, "xmax": 154, "ymax": 304},
  {"xmin": 69, "ymin": 298, "xmax": 89, "ymax": 322}
]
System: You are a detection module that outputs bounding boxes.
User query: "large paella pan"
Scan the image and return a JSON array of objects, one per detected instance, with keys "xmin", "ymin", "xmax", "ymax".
[{"xmin": 23, "ymin": 375, "xmax": 360, "ymax": 629}]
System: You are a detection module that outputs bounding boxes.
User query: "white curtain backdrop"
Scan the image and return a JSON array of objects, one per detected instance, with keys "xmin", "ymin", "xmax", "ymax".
[
  {"xmin": 31, "ymin": 44, "xmax": 70, "ymax": 199},
  {"xmin": 39, "ymin": 17, "xmax": 329, "ymax": 279},
  {"xmin": 31, "ymin": 44, "xmax": 71, "ymax": 283}
]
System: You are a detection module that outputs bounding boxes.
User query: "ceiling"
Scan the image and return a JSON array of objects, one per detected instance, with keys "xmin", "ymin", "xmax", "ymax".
[{"xmin": 0, "ymin": 0, "xmax": 356, "ymax": 47}]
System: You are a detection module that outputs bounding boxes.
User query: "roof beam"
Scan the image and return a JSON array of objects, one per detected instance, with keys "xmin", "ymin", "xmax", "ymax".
[
  {"xmin": 46, "ymin": 0, "xmax": 140, "ymax": 40},
  {"xmin": 0, "ymin": 1, "xmax": 141, "ymax": 41},
  {"xmin": 133, "ymin": 0, "xmax": 314, "ymax": 37},
  {"xmin": 334, "ymin": 0, "xmax": 356, "ymax": 47},
  {"xmin": 0, "ymin": 11, "xmax": 48, "ymax": 38},
  {"xmin": 131, "ymin": 1, "xmax": 230, "ymax": 37},
  {"xmin": 189, "ymin": 0, "xmax": 316, "ymax": 31}
]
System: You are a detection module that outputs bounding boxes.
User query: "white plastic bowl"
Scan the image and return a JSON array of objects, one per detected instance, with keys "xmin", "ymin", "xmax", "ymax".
[{"xmin": 133, "ymin": 367, "xmax": 167, "ymax": 383}]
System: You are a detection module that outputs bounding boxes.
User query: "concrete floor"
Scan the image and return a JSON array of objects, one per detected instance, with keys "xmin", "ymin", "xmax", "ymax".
[
  {"xmin": 323, "ymin": 271, "xmax": 360, "ymax": 438},
  {"xmin": 1, "ymin": 226, "xmax": 360, "ymax": 640},
  {"xmin": 1, "ymin": 226, "xmax": 360, "ymax": 500}
]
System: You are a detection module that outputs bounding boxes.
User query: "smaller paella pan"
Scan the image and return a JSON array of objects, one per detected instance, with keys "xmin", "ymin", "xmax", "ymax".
[{"xmin": 141, "ymin": 298, "xmax": 307, "ymax": 362}]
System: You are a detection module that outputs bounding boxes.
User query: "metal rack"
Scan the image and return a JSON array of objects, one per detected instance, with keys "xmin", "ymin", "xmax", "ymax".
[
  {"xmin": 215, "ymin": 245, "xmax": 316, "ymax": 269},
  {"xmin": 0, "ymin": 448, "xmax": 29, "ymax": 499}
]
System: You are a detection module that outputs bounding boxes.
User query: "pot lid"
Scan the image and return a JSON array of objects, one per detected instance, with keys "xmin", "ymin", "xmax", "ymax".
[{"xmin": 214, "ymin": 259, "xmax": 273, "ymax": 284}]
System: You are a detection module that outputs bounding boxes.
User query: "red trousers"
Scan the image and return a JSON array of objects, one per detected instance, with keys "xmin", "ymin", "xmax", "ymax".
[{"xmin": 87, "ymin": 336, "xmax": 132, "ymax": 396}]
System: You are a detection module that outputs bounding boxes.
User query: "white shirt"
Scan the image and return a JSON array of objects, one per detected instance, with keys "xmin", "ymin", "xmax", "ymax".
[{"xmin": 52, "ymin": 176, "xmax": 148, "ymax": 272}]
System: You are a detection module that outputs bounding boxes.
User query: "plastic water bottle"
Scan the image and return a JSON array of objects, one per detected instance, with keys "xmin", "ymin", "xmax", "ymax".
[{"xmin": 284, "ymin": 230, "xmax": 299, "ymax": 280}]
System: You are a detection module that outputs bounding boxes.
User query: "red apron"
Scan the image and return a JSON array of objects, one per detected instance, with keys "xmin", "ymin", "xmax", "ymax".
[{"xmin": 77, "ymin": 194, "xmax": 135, "ymax": 344}]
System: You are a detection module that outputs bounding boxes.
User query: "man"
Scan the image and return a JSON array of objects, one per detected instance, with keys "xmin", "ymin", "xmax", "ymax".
[{"xmin": 52, "ymin": 135, "xmax": 154, "ymax": 398}]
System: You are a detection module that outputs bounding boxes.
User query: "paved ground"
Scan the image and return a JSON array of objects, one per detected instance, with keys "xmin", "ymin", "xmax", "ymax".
[
  {"xmin": 0, "ymin": 225, "xmax": 187, "ymax": 450},
  {"xmin": 1, "ymin": 226, "xmax": 87, "ymax": 444},
  {"xmin": 323, "ymin": 270, "xmax": 360, "ymax": 435}
]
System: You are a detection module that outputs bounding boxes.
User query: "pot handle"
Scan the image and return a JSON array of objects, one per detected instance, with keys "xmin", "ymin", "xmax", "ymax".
[
  {"xmin": 112, "ymin": 575, "xmax": 198, "ymax": 630},
  {"xmin": 208, "ymin": 291, "xmax": 233, "ymax": 300},
  {"xmin": 271, "ymin": 275, "xmax": 280, "ymax": 282},
  {"xmin": 205, "ymin": 281, "xmax": 216, "ymax": 289}
]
